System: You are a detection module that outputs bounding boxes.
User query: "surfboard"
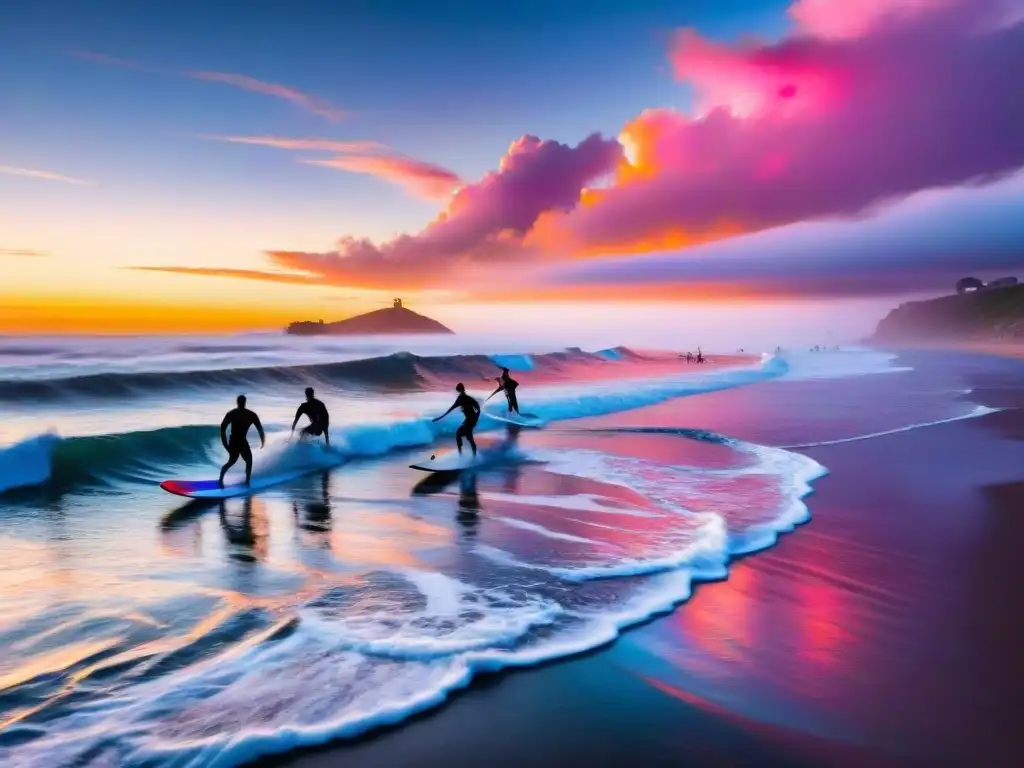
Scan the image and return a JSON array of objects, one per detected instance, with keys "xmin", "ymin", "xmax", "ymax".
[
  {"xmin": 160, "ymin": 469, "xmax": 314, "ymax": 499},
  {"xmin": 409, "ymin": 450, "xmax": 487, "ymax": 473},
  {"xmin": 485, "ymin": 411, "xmax": 544, "ymax": 428}
]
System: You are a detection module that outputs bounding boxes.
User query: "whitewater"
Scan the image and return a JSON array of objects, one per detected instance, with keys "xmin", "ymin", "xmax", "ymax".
[{"xmin": 0, "ymin": 336, "xmax": 983, "ymax": 767}]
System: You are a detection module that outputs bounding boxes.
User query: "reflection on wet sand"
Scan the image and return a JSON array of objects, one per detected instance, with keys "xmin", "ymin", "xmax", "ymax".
[
  {"xmin": 218, "ymin": 496, "xmax": 269, "ymax": 564},
  {"xmin": 293, "ymin": 470, "xmax": 334, "ymax": 554},
  {"xmin": 456, "ymin": 473, "xmax": 480, "ymax": 538}
]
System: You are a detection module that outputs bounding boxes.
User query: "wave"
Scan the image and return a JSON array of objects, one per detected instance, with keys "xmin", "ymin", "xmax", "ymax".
[
  {"xmin": 0, "ymin": 346, "xmax": 648, "ymax": 403},
  {"xmin": 0, "ymin": 426, "xmax": 826, "ymax": 767},
  {"xmin": 0, "ymin": 355, "xmax": 784, "ymax": 495}
]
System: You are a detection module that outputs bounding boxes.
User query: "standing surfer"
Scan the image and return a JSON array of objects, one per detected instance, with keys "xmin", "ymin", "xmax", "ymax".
[
  {"xmin": 433, "ymin": 383, "xmax": 480, "ymax": 456},
  {"xmin": 488, "ymin": 368, "xmax": 520, "ymax": 414},
  {"xmin": 291, "ymin": 387, "xmax": 331, "ymax": 447},
  {"xmin": 219, "ymin": 395, "xmax": 266, "ymax": 487}
]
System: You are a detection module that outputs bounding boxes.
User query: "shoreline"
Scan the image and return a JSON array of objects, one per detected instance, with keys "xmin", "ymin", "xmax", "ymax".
[{"xmin": 267, "ymin": 351, "xmax": 1024, "ymax": 768}]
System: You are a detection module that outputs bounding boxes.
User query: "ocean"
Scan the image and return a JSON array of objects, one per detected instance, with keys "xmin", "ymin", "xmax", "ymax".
[{"xmin": 0, "ymin": 334, "xmax": 1000, "ymax": 767}]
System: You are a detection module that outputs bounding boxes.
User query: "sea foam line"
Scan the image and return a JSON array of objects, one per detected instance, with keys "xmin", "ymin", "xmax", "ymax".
[{"xmin": 779, "ymin": 404, "xmax": 1002, "ymax": 449}]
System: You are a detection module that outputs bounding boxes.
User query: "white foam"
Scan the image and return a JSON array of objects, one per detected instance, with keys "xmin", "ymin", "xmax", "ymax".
[
  {"xmin": 780, "ymin": 404, "xmax": 1001, "ymax": 449},
  {"xmin": 482, "ymin": 490, "xmax": 661, "ymax": 517},
  {"xmin": 779, "ymin": 347, "xmax": 912, "ymax": 381},
  {"xmin": 493, "ymin": 516, "xmax": 601, "ymax": 544},
  {"xmin": 0, "ymin": 425, "xmax": 828, "ymax": 768}
]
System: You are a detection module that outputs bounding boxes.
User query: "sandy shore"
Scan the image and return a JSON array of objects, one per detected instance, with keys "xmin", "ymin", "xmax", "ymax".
[{"xmin": 266, "ymin": 354, "xmax": 1024, "ymax": 768}]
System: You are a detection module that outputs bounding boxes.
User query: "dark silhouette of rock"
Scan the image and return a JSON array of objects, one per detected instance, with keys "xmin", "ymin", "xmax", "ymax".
[
  {"xmin": 286, "ymin": 305, "xmax": 454, "ymax": 336},
  {"xmin": 870, "ymin": 284, "xmax": 1024, "ymax": 343}
]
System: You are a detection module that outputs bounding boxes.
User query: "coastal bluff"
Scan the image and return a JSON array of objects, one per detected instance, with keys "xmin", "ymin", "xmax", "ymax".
[
  {"xmin": 870, "ymin": 283, "xmax": 1024, "ymax": 343},
  {"xmin": 286, "ymin": 304, "xmax": 454, "ymax": 336}
]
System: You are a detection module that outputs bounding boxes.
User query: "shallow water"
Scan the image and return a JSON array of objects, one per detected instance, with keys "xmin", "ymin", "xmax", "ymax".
[{"xmin": 0, "ymin": 337, "xmax": 995, "ymax": 766}]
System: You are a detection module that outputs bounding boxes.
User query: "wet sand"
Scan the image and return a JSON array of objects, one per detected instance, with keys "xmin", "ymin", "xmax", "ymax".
[{"xmin": 271, "ymin": 359, "xmax": 1024, "ymax": 768}]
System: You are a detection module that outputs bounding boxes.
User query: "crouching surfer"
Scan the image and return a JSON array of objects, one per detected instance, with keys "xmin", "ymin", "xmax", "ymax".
[
  {"xmin": 292, "ymin": 386, "xmax": 331, "ymax": 447},
  {"xmin": 433, "ymin": 383, "xmax": 480, "ymax": 456},
  {"xmin": 219, "ymin": 395, "xmax": 266, "ymax": 487}
]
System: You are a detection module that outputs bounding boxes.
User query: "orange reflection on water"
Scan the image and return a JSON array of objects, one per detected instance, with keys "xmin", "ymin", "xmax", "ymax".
[
  {"xmin": 328, "ymin": 510, "xmax": 451, "ymax": 569},
  {"xmin": 677, "ymin": 563, "xmax": 756, "ymax": 667}
]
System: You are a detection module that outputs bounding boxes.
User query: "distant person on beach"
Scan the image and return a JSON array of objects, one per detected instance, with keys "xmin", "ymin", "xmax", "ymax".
[
  {"xmin": 488, "ymin": 368, "xmax": 520, "ymax": 414},
  {"xmin": 219, "ymin": 395, "xmax": 266, "ymax": 487},
  {"xmin": 433, "ymin": 383, "xmax": 480, "ymax": 456},
  {"xmin": 685, "ymin": 352, "xmax": 693, "ymax": 363},
  {"xmin": 292, "ymin": 387, "xmax": 331, "ymax": 447},
  {"xmin": 696, "ymin": 347, "xmax": 705, "ymax": 364}
]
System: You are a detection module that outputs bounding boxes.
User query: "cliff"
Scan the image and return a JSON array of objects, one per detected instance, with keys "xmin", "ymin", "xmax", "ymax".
[
  {"xmin": 869, "ymin": 284, "xmax": 1024, "ymax": 343},
  {"xmin": 286, "ymin": 306, "xmax": 454, "ymax": 336}
]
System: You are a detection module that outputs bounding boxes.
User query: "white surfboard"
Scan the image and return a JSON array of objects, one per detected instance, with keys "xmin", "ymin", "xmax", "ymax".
[
  {"xmin": 409, "ymin": 449, "xmax": 488, "ymax": 473},
  {"xmin": 484, "ymin": 411, "xmax": 545, "ymax": 429}
]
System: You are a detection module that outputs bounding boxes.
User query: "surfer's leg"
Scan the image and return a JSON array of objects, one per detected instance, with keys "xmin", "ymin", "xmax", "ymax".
[
  {"xmin": 460, "ymin": 419, "xmax": 478, "ymax": 455},
  {"xmin": 455, "ymin": 424, "xmax": 465, "ymax": 454},
  {"xmin": 240, "ymin": 442, "xmax": 253, "ymax": 485},
  {"xmin": 219, "ymin": 449, "xmax": 240, "ymax": 487},
  {"xmin": 509, "ymin": 393, "xmax": 520, "ymax": 414}
]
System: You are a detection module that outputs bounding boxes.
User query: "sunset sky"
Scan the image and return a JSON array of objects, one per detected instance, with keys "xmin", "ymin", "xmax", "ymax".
[{"xmin": 2, "ymin": 0, "xmax": 1023, "ymax": 334}]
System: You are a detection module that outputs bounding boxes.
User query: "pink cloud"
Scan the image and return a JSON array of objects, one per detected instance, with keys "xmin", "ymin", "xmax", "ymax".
[
  {"xmin": 137, "ymin": 133, "xmax": 620, "ymax": 291},
  {"xmin": 302, "ymin": 154, "xmax": 462, "ymax": 200},
  {"xmin": 68, "ymin": 50, "xmax": 151, "ymax": 71},
  {"xmin": 188, "ymin": 71, "xmax": 348, "ymax": 122},
  {"xmin": 199, "ymin": 135, "xmax": 386, "ymax": 153},
  {"xmin": 180, "ymin": 133, "xmax": 621, "ymax": 290},
  {"xmin": 789, "ymin": 0, "xmax": 950, "ymax": 39},
  {"xmin": 0, "ymin": 165, "xmax": 93, "ymax": 185},
  {"xmin": 550, "ymin": 0, "xmax": 1024, "ymax": 251}
]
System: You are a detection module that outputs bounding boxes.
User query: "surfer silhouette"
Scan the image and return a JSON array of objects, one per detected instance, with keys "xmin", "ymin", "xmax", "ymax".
[
  {"xmin": 433, "ymin": 383, "xmax": 480, "ymax": 456},
  {"xmin": 219, "ymin": 395, "xmax": 266, "ymax": 488},
  {"xmin": 488, "ymin": 368, "xmax": 520, "ymax": 414},
  {"xmin": 291, "ymin": 387, "xmax": 330, "ymax": 446}
]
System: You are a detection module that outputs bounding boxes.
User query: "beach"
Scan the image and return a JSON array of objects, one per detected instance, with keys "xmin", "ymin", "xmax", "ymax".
[{"xmin": 1, "ymin": 341, "xmax": 1021, "ymax": 767}]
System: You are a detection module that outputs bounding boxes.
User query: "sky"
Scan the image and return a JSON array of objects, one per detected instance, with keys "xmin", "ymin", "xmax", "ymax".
[{"xmin": 2, "ymin": 0, "xmax": 1023, "ymax": 337}]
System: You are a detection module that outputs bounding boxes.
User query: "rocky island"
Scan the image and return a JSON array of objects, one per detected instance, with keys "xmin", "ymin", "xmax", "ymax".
[
  {"xmin": 286, "ymin": 299, "xmax": 454, "ymax": 336},
  {"xmin": 869, "ymin": 278, "xmax": 1023, "ymax": 344}
]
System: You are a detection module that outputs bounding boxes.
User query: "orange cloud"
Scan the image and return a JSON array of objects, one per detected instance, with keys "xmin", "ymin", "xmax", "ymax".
[
  {"xmin": 0, "ymin": 165, "xmax": 93, "ymax": 185},
  {"xmin": 126, "ymin": 266, "xmax": 324, "ymax": 286},
  {"xmin": 0, "ymin": 249, "xmax": 50, "ymax": 257},
  {"xmin": 198, "ymin": 134, "xmax": 460, "ymax": 199},
  {"xmin": 188, "ymin": 71, "xmax": 348, "ymax": 122},
  {"xmin": 302, "ymin": 154, "xmax": 462, "ymax": 200}
]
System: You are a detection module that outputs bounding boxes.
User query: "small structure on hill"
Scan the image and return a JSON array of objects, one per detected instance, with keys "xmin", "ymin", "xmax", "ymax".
[
  {"xmin": 393, "ymin": 298, "xmax": 403, "ymax": 308},
  {"xmin": 956, "ymin": 277, "xmax": 984, "ymax": 294},
  {"xmin": 956, "ymin": 276, "xmax": 1017, "ymax": 295}
]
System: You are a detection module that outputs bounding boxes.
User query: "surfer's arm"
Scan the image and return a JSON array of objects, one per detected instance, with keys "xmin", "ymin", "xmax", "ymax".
[
  {"xmin": 253, "ymin": 415, "xmax": 266, "ymax": 447},
  {"xmin": 486, "ymin": 384, "xmax": 503, "ymax": 401},
  {"xmin": 432, "ymin": 402, "xmax": 457, "ymax": 422},
  {"xmin": 291, "ymin": 403, "xmax": 306, "ymax": 431},
  {"xmin": 220, "ymin": 414, "xmax": 230, "ymax": 450}
]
